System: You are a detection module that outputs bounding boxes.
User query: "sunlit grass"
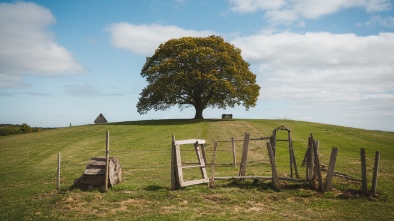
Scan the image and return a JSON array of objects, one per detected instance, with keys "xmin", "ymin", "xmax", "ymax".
[{"xmin": 1, "ymin": 119, "xmax": 393, "ymax": 220}]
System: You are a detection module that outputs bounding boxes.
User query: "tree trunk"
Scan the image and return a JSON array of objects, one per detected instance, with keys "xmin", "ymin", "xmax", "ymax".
[{"xmin": 194, "ymin": 105, "xmax": 204, "ymax": 119}]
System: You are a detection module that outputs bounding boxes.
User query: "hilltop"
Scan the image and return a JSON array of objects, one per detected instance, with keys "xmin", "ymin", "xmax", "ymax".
[{"xmin": 1, "ymin": 119, "xmax": 393, "ymax": 220}]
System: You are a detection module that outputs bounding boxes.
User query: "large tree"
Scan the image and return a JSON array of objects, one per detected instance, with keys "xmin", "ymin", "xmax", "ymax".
[{"xmin": 136, "ymin": 35, "xmax": 260, "ymax": 119}]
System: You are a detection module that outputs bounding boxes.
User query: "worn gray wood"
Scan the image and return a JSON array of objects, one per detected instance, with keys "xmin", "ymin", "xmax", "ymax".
[
  {"xmin": 266, "ymin": 142, "xmax": 280, "ymax": 190},
  {"xmin": 231, "ymin": 137, "xmax": 237, "ymax": 167},
  {"xmin": 171, "ymin": 135, "xmax": 177, "ymax": 190},
  {"xmin": 312, "ymin": 139, "xmax": 323, "ymax": 192},
  {"xmin": 172, "ymin": 138, "xmax": 209, "ymax": 189},
  {"xmin": 361, "ymin": 148, "xmax": 368, "ymax": 195},
  {"xmin": 175, "ymin": 144, "xmax": 184, "ymax": 186},
  {"xmin": 238, "ymin": 132, "xmax": 250, "ymax": 176},
  {"xmin": 209, "ymin": 142, "xmax": 218, "ymax": 188},
  {"xmin": 307, "ymin": 135, "xmax": 315, "ymax": 182},
  {"xmin": 214, "ymin": 176, "xmax": 306, "ymax": 182},
  {"xmin": 371, "ymin": 151, "xmax": 380, "ymax": 195},
  {"xmin": 57, "ymin": 152, "xmax": 61, "ymax": 190},
  {"xmin": 194, "ymin": 141, "xmax": 208, "ymax": 180},
  {"xmin": 105, "ymin": 131, "xmax": 110, "ymax": 192},
  {"xmin": 324, "ymin": 147, "xmax": 339, "ymax": 191},
  {"xmin": 73, "ymin": 156, "xmax": 121, "ymax": 189},
  {"xmin": 174, "ymin": 139, "xmax": 206, "ymax": 145},
  {"xmin": 290, "ymin": 139, "xmax": 300, "ymax": 179}
]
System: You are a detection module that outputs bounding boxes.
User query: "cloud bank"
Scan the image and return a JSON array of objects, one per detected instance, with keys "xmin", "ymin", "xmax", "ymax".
[
  {"xmin": 231, "ymin": 31, "xmax": 394, "ymax": 128},
  {"xmin": 108, "ymin": 22, "xmax": 394, "ymax": 129},
  {"xmin": 106, "ymin": 23, "xmax": 214, "ymax": 56},
  {"xmin": 229, "ymin": 0, "xmax": 392, "ymax": 24},
  {"xmin": 0, "ymin": 2, "xmax": 85, "ymax": 88}
]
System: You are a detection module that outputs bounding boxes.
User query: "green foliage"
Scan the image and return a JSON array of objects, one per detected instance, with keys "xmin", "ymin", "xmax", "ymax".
[
  {"xmin": 137, "ymin": 35, "xmax": 261, "ymax": 119},
  {"xmin": 0, "ymin": 123, "xmax": 44, "ymax": 136}
]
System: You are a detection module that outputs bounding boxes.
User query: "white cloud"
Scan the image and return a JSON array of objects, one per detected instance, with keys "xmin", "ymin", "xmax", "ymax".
[
  {"xmin": 231, "ymin": 32, "xmax": 394, "ymax": 130},
  {"xmin": 365, "ymin": 15, "xmax": 394, "ymax": 27},
  {"xmin": 229, "ymin": 0, "xmax": 392, "ymax": 24},
  {"xmin": 229, "ymin": 0, "xmax": 286, "ymax": 12},
  {"xmin": 106, "ymin": 23, "xmax": 215, "ymax": 55},
  {"xmin": 0, "ymin": 2, "xmax": 85, "ymax": 88}
]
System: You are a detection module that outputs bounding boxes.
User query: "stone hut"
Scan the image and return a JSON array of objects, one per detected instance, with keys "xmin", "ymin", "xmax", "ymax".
[{"xmin": 94, "ymin": 113, "xmax": 108, "ymax": 124}]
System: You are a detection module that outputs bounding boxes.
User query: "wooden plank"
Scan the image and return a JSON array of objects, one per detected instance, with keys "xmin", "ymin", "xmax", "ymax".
[
  {"xmin": 180, "ymin": 179, "xmax": 209, "ymax": 187},
  {"xmin": 215, "ymin": 176, "xmax": 272, "ymax": 180},
  {"xmin": 105, "ymin": 131, "xmax": 109, "ymax": 192},
  {"xmin": 290, "ymin": 138, "xmax": 300, "ymax": 179},
  {"xmin": 214, "ymin": 176, "xmax": 306, "ymax": 182},
  {"xmin": 312, "ymin": 139, "xmax": 324, "ymax": 192},
  {"xmin": 360, "ymin": 148, "xmax": 368, "ymax": 195},
  {"xmin": 175, "ymin": 144, "xmax": 184, "ymax": 186},
  {"xmin": 307, "ymin": 135, "xmax": 314, "ymax": 182},
  {"xmin": 324, "ymin": 147, "xmax": 339, "ymax": 191},
  {"xmin": 57, "ymin": 152, "xmax": 61, "ymax": 190},
  {"xmin": 87, "ymin": 160, "xmax": 106, "ymax": 166},
  {"xmin": 194, "ymin": 142, "xmax": 207, "ymax": 180},
  {"xmin": 209, "ymin": 142, "xmax": 218, "ymax": 188},
  {"xmin": 266, "ymin": 142, "xmax": 280, "ymax": 190},
  {"xmin": 181, "ymin": 165, "xmax": 206, "ymax": 169},
  {"xmin": 174, "ymin": 139, "xmax": 206, "ymax": 145},
  {"xmin": 238, "ymin": 132, "xmax": 250, "ymax": 176},
  {"xmin": 171, "ymin": 135, "xmax": 177, "ymax": 190},
  {"xmin": 371, "ymin": 151, "xmax": 380, "ymax": 195},
  {"xmin": 84, "ymin": 168, "xmax": 106, "ymax": 175},
  {"xmin": 231, "ymin": 137, "xmax": 237, "ymax": 167}
]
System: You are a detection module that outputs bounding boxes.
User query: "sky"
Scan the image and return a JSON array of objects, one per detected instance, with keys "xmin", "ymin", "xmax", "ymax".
[{"xmin": 0, "ymin": 0, "xmax": 393, "ymax": 131}]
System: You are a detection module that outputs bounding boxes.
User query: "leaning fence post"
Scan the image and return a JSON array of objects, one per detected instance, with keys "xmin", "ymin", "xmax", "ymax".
[
  {"xmin": 171, "ymin": 135, "xmax": 176, "ymax": 190},
  {"xmin": 231, "ymin": 137, "xmax": 237, "ymax": 167},
  {"xmin": 307, "ymin": 135, "xmax": 315, "ymax": 183},
  {"xmin": 371, "ymin": 151, "xmax": 380, "ymax": 195},
  {"xmin": 266, "ymin": 142, "xmax": 280, "ymax": 190},
  {"xmin": 290, "ymin": 139, "xmax": 299, "ymax": 179},
  {"xmin": 324, "ymin": 147, "xmax": 338, "ymax": 191},
  {"xmin": 313, "ymin": 140, "xmax": 323, "ymax": 192},
  {"xmin": 238, "ymin": 132, "xmax": 250, "ymax": 177},
  {"xmin": 105, "ymin": 131, "xmax": 110, "ymax": 192},
  {"xmin": 209, "ymin": 142, "xmax": 218, "ymax": 188},
  {"xmin": 360, "ymin": 148, "xmax": 368, "ymax": 195},
  {"xmin": 57, "ymin": 152, "xmax": 61, "ymax": 190}
]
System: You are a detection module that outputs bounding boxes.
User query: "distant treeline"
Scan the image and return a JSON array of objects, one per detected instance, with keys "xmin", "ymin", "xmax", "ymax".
[{"xmin": 0, "ymin": 123, "xmax": 46, "ymax": 136}]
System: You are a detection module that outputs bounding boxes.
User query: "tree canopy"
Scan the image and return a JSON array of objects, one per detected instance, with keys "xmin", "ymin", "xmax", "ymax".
[{"xmin": 136, "ymin": 35, "xmax": 260, "ymax": 119}]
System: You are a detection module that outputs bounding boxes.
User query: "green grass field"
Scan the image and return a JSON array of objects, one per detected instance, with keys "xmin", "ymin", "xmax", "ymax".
[{"xmin": 1, "ymin": 119, "xmax": 393, "ymax": 220}]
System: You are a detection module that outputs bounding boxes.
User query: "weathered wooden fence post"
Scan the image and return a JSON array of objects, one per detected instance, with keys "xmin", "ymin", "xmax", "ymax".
[
  {"xmin": 209, "ymin": 142, "xmax": 218, "ymax": 188},
  {"xmin": 290, "ymin": 138, "xmax": 299, "ymax": 179},
  {"xmin": 57, "ymin": 152, "xmax": 61, "ymax": 190},
  {"xmin": 231, "ymin": 137, "xmax": 237, "ymax": 167},
  {"xmin": 105, "ymin": 131, "xmax": 110, "ymax": 192},
  {"xmin": 312, "ymin": 139, "xmax": 323, "ymax": 192},
  {"xmin": 270, "ymin": 134, "xmax": 276, "ymax": 157},
  {"xmin": 238, "ymin": 132, "xmax": 250, "ymax": 177},
  {"xmin": 360, "ymin": 148, "xmax": 368, "ymax": 195},
  {"xmin": 371, "ymin": 151, "xmax": 380, "ymax": 195},
  {"xmin": 171, "ymin": 135, "xmax": 177, "ymax": 190},
  {"xmin": 266, "ymin": 142, "xmax": 280, "ymax": 190},
  {"xmin": 324, "ymin": 147, "xmax": 339, "ymax": 191},
  {"xmin": 306, "ymin": 134, "xmax": 315, "ymax": 183}
]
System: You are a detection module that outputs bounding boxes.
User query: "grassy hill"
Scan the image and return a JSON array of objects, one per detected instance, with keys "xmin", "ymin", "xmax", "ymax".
[{"xmin": 1, "ymin": 119, "xmax": 393, "ymax": 220}]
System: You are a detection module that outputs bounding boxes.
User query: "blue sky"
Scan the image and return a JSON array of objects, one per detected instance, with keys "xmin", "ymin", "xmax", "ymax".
[{"xmin": 0, "ymin": 0, "xmax": 393, "ymax": 131}]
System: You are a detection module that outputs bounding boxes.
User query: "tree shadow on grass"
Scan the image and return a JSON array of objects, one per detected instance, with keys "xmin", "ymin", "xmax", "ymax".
[
  {"xmin": 108, "ymin": 118, "xmax": 233, "ymax": 126},
  {"xmin": 144, "ymin": 185, "xmax": 168, "ymax": 191}
]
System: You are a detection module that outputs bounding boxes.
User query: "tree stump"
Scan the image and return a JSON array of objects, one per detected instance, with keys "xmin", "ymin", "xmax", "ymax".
[{"xmin": 73, "ymin": 156, "xmax": 121, "ymax": 189}]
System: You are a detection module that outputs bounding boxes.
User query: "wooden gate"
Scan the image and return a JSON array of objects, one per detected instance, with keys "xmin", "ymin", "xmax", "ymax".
[{"xmin": 171, "ymin": 135, "xmax": 209, "ymax": 190}]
